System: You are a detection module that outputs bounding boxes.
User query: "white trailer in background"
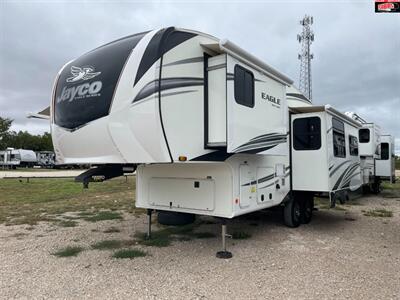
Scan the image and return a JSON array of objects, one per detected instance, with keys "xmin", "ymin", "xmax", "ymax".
[
  {"xmin": 48, "ymin": 27, "xmax": 395, "ymax": 257},
  {"xmin": 0, "ymin": 149, "xmax": 37, "ymax": 168},
  {"xmin": 375, "ymin": 134, "xmax": 396, "ymax": 183}
]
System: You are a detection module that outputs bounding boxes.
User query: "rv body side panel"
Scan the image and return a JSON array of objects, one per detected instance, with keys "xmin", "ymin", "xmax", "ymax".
[
  {"xmin": 225, "ymin": 55, "xmax": 287, "ymax": 154},
  {"xmin": 327, "ymin": 114, "xmax": 362, "ymax": 192},
  {"xmin": 159, "ymin": 34, "xmax": 218, "ymax": 161},
  {"xmin": 136, "ymin": 153, "xmax": 290, "ymax": 218},
  {"xmin": 136, "ymin": 163, "xmax": 234, "ymax": 218}
]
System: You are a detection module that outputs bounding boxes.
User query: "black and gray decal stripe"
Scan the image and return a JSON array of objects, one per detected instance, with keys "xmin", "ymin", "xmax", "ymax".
[
  {"xmin": 341, "ymin": 172, "xmax": 361, "ymax": 188},
  {"xmin": 259, "ymin": 180, "xmax": 279, "ymax": 190},
  {"xmin": 242, "ymin": 173, "xmax": 275, "ymax": 187},
  {"xmin": 163, "ymin": 56, "xmax": 203, "ymax": 67},
  {"xmin": 341, "ymin": 163, "xmax": 360, "ymax": 185},
  {"xmin": 234, "ymin": 140, "xmax": 286, "ymax": 153},
  {"xmin": 332, "ymin": 163, "xmax": 360, "ymax": 190},
  {"xmin": 190, "ymin": 150, "xmax": 233, "ymax": 162},
  {"xmin": 329, "ymin": 160, "xmax": 352, "ymax": 177},
  {"xmin": 134, "ymin": 28, "xmax": 196, "ymax": 85},
  {"xmin": 133, "ymin": 77, "xmax": 203, "ymax": 103}
]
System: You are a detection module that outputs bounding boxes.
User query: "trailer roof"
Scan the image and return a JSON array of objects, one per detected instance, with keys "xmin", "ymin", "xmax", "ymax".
[
  {"xmin": 201, "ymin": 39, "xmax": 293, "ymax": 86},
  {"xmin": 291, "ymin": 105, "xmax": 362, "ymax": 128}
]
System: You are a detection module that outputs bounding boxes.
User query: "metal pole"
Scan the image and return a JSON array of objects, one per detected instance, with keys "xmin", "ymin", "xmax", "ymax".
[
  {"xmin": 216, "ymin": 219, "xmax": 232, "ymax": 259},
  {"xmin": 146, "ymin": 209, "xmax": 152, "ymax": 239}
]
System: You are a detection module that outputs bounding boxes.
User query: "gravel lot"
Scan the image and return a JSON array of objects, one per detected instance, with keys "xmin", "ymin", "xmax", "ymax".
[{"xmin": 0, "ymin": 194, "xmax": 399, "ymax": 299}]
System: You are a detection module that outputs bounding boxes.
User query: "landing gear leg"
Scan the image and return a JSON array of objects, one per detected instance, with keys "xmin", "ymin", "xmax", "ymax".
[
  {"xmin": 216, "ymin": 219, "xmax": 232, "ymax": 259},
  {"xmin": 147, "ymin": 209, "xmax": 153, "ymax": 239}
]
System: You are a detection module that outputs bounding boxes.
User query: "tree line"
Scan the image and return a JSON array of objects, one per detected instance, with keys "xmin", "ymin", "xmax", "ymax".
[{"xmin": 0, "ymin": 117, "xmax": 53, "ymax": 152}]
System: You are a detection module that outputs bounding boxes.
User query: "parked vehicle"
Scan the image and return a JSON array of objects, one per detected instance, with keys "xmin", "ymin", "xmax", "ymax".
[
  {"xmin": 48, "ymin": 27, "xmax": 395, "ymax": 257},
  {"xmin": 0, "ymin": 148, "xmax": 37, "ymax": 168}
]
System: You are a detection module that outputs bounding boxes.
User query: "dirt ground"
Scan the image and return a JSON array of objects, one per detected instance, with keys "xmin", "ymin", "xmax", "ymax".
[{"xmin": 0, "ymin": 194, "xmax": 399, "ymax": 300}]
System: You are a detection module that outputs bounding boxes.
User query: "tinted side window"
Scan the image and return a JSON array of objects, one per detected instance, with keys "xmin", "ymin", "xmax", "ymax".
[
  {"xmin": 359, "ymin": 128, "xmax": 370, "ymax": 143},
  {"xmin": 234, "ymin": 65, "xmax": 254, "ymax": 108},
  {"xmin": 349, "ymin": 135, "xmax": 359, "ymax": 156},
  {"xmin": 333, "ymin": 118, "xmax": 346, "ymax": 158},
  {"xmin": 293, "ymin": 117, "xmax": 321, "ymax": 150},
  {"xmin": 381, "ymin": 142, "xmax": 389, "ymax": 160}
]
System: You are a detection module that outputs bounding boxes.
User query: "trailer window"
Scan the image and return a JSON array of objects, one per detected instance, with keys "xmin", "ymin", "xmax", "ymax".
[
  {"xmin": 359, "ymin": 128, "xmax": 370, "ymax": 143},
  {"xmin": 381, "ymin": 143, "xmax": 389, "ymax": 160},
  {"xmin": 333, "ymin": 118, "xmax": 346, "ymax": 158},
  {"xmin": 349, "ymin": 135, "xmax": 358, "ymax": 156},
  {"xmin": 234, "ymin": 65, "xmax": 254, "ymax": 108},
  {"xmin": 293, "ymin": 117, "xmax": 321, "ymax": 150}
]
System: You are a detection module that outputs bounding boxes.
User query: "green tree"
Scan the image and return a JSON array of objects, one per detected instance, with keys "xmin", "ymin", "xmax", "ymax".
[{"xmin": 0, "ymin": 117, "xmax": 13, "ymax": 150}]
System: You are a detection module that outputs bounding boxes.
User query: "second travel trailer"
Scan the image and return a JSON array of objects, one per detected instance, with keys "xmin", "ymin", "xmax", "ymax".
[{"xmin": 49, "ymin": 27, "xmax": 395, "ymax": 257}]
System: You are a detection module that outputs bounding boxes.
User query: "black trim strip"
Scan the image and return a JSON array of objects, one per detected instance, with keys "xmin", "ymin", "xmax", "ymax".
[{"xmin": 190, "ymin": 150, "xmax": 233, "ymax": 162}]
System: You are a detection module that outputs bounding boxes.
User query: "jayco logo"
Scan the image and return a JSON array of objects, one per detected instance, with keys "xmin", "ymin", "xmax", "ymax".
[
  {"xmin": 66, "ymin": 66, "xmax": 101, "ymax": 82},
  {"xmin": 57, "ymin": 66, "xmax": 103, "ymax": 103}
]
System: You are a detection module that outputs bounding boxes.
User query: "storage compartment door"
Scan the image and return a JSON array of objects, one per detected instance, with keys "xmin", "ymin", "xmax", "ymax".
[
  {"xmin": 149, "ymin": 177, "xmax": 215, "ymax": 211},
  {"xmin": 207, "ymin": 54, "xmax": 227, "ymax": 147}
]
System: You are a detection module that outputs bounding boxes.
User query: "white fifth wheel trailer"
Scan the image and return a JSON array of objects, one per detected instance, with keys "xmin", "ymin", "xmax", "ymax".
[{"xmin": 49, "ymin": 27, "xmax": 394, "ymax": 257}]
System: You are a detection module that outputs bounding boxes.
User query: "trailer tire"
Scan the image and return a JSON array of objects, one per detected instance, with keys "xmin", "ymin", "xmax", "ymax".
[
  {"xmin": 283, "ymin": 196, "xmax": 301, "ymax": 228},
  {"xmin": 301, "ymin": 196, "xmax": 313, "ymax": 224},
  {"xmin": 157, "ymin": 211, "xmax": 195, "ymax": 226}
]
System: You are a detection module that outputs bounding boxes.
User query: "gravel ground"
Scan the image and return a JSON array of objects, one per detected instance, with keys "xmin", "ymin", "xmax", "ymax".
[{"xmin": 0, "ymin": 194, "xmax": 399, "ymax": 299}]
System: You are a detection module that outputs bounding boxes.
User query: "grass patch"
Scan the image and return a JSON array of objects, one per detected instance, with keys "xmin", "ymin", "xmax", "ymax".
[
  {"xmin": 134, "ymin": 223, "xmax": 214, "ymax": 247},
  {"xmin": 0, "ymin": 177, "xmax": 136, "ymax": 225},
  {"xmin": 57, "ymin": 220, "xmax": 78, "ymax": 227},
  {"xmin": 381, "ymin": 181, "xmax": 400, "ymax": 198},
  {"xmin": 91, "ymin": 239, "xmax": 124, "ymax": 250},
  {"xmin": 112, "ymin": 249, "xmax": 147, "ymax": 259},
  {"xmin": 52, "ymin": 246, "xmax": 84, "ymax": 257},
  {"xmin": 363, "ymin": 208, "xmax": 393, "ymax": 218},
  {"xmin": 104, "ymin": 227, "xmax": 121, "ymax": 233},
  {"xmin": 232, "ymin": 231, "xmax": 251, "ymax": 239},
  {"xmin": 84, "ymin": 211, "xmax": 123, "ymax": 222}
]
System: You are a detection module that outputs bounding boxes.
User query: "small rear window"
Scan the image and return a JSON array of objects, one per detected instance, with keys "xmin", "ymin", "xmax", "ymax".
[
  {"xmin": 359, "ymin": 128, "xmax": 370, "ymax": 143},
  {"xmin": 381, "ymin": 143, "xmax": 389, "ymax": 160},
  {"xmin": 54, "ymin": 32, "xmax": 146, "ymax": 130}
]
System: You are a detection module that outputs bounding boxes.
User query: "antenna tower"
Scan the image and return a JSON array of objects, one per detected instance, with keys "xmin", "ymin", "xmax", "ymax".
[{"xmin": 297, "ymin": 15, "xmax": 314, "ymax": 101}]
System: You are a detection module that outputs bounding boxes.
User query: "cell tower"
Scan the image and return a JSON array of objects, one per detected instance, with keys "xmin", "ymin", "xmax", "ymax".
[{"xmin": 297, "ymin": 15, "xmax": 314, "ymax": 101}]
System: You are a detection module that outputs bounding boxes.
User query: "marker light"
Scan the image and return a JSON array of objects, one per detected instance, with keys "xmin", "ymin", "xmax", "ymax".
[{"xmin": 178, "ymin": 156, "xmax": 187, "ymax": 162}]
